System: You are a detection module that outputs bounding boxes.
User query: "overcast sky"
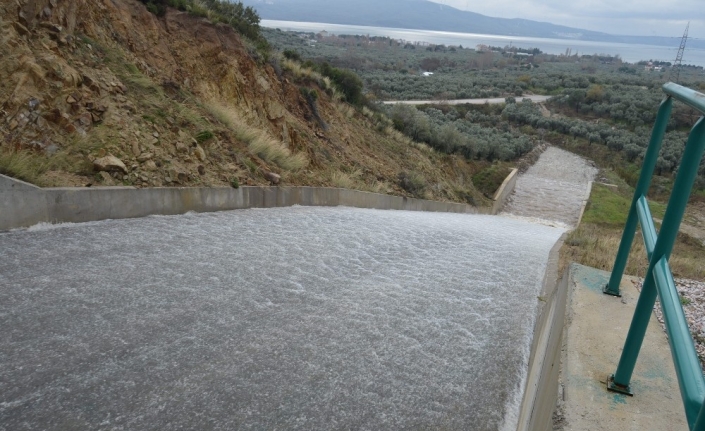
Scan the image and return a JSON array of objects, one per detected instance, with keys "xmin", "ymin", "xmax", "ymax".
[{"xmin": 429, "ymin": 0, "xmax": 704, "ymax": 39}]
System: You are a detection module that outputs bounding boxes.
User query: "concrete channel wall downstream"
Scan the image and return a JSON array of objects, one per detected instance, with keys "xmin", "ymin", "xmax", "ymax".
[
  {"xmin": 1, "ymin": 171, "xmax": 567, "ymax": 430},
  {"xmin": 0, "ymin": 173, "xmax": 514, "ymax": 230}
]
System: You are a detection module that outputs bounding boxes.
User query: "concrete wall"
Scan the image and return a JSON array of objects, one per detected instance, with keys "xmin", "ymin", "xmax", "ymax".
[
  {"xmin": 516, "ymin": 175, "xmax": 595, "ymax": 430},
  {"xmin": 492, "ymin": 168, "xmax": 519, "ymax": 214},
  {"xmin": 516, "ymin": 234, "xmax": 570, "ymax": 431},
  {"xmin": 0, "ymin": 174, "xmax": 491, "ymax": 231},
  {"xmin": 0, "ymin": 174, "xmax": 40, "ymax": 191}
]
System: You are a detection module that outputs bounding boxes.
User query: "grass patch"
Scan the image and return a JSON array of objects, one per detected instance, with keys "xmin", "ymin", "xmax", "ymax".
[
  {"xmin": 562, "ymin": 177, "xmax": 705, "ymax": 281},
  {"xmin": 472, "ymin": 163, "xmax": 512, "ymax": 199},
  {"xmin": 563, "ymin": 223, "xmax": 705, "ymax": 280},
  {"xmin": 581, "ymin": 183, "xmax": 666, "ymax": 226},
  {"xmin": 398, "ymin": 171, "xmax": 427, "ymax": 198},
  {"xmin": 330, "ymin": 170, "xmax": 359, "ymax": 189},
  {"xmin": 0, "ymin": 146, "xmax": 93, "ymax": 186},
  {"xmin": 196, "ymin": 130, "xmax": 215, "ymax": 143},
  {"xmin": 0, "ymin": 150, "xmax": 53, "ymax": 184},
  {"xmin": 205, "ymin": 101, "xmax": 308, "ymax": 171}
]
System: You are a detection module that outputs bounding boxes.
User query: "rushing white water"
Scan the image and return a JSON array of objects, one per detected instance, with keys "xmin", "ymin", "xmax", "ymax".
[
  {"xmin": 0, "ymin": 207, "xmax": 564, "ymax": 430},
  {"xmin": 501, "ymin": 147, "xmax": 598, "ymax": 228}
]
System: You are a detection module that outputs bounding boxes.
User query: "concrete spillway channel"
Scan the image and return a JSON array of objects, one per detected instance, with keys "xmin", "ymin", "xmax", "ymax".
[{"xmin": 0, "ymin": 147, "xmax": 595, "ymax": 430}]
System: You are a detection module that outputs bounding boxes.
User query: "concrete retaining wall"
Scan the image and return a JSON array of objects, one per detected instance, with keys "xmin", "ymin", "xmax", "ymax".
[
  {"xmin": 516, "ymin": 176, "xmax": 595, "ymax": 430},
  {"xmin": 492, "ymin": 168, "xmax": 519, "ymax": 214},
  {"xmin": 516, "ymin": 233, "xmax": 569, "ymax": 431},
  {"xmin": 0, "ymin": 174, "xmax": 490, "ymax": 231}
]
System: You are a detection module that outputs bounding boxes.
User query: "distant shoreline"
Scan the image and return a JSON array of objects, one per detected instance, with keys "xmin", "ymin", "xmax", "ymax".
[{"xmin": 262, "ymin": 20, "xmax": 705, "ymax": 67}]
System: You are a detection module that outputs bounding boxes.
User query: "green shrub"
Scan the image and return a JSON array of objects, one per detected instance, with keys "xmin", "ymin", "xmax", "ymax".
[
  {"xmin": 196, "ymin": 130, "xmax": 214, "ymax": 143},
  {"xmin": 472, "ymin": 164, "xmax": 510, "ymax": 198},
  {"xmin": 398, "ymin": 171, "xmax": 426, "ymax": 197},
  {"xmin": 317, "ymin": 62, "xmax": 365, "ymax": 106},
  {"xmin": 138, "ymin": 0, "xmax": 266, "ymax": 47},
  {"xmin": 283, "ymin": 49, "xmax": 301, "ymax": 62}
]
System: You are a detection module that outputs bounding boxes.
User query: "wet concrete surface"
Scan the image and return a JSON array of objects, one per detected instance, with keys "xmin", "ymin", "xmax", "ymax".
[{"xmin": 1, "ymin": 207, "xmax": 564, "ymax": 431}]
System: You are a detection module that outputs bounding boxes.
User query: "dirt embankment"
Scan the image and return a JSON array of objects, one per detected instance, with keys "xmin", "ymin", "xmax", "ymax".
[{"xmin": 0, "ymin": 0, "xmax": 486, "ymax": 205}]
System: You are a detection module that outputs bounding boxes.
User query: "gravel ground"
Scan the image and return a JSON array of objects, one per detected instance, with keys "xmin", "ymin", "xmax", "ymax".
[{"xmin": 636, "ymin": 278, "xmax": 705, "ymax": 371}]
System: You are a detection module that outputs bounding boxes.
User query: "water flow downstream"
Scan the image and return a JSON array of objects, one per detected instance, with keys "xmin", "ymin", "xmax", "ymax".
[
  {"xmin": 501, "ymin": 147, "xmax": 598, "ymax": 228},
  {"xmin": 1, "ymin": 208, "xmax": 563, "ymax": 430},
  {"xmin": 0, "ymin": 146, "xmax": 597, "ymax": 431}
]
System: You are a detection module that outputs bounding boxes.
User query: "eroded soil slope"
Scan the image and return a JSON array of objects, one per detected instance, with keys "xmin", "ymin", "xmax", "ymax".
[{"xmin": 0, "ymin": 0, "xmax": 485, "ymax": 205}]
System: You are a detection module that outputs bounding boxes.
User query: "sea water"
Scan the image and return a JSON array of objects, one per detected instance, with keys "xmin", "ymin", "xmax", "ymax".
[{"xmin": 263, "ymin": 20, "xmax": 705, "ymax": 67}]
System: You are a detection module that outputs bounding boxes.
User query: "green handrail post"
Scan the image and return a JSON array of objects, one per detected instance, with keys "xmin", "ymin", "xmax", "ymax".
[
  {"xmin": 605, "ymin": 82, "xmax": 705, "ymax": 431},
  {"xmin": 693, "ymin": 402, "xmax": 705, "ymax": 431},
  {"xmin": 610, "ymin": 116, "xmax": 705, "ymax": 395},
  {"xmin": 603, "ymin": 96, "xmax": 673, "ymax": 296}
]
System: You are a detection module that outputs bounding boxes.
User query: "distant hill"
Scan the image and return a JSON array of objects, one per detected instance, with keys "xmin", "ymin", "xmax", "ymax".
[
  {"xmin": 242, "ymin": 0, "xmax": 698, "ymax": 48},
  {"xmin": 242, "ymin": 0, "xmax": 608, "ymax": 39}
]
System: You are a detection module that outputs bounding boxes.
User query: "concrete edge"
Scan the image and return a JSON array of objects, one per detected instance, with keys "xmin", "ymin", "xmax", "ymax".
[
  {"xmin": 516, "ymin": 232, "xmax": 570, "ymax": 431},
  {"xmin": 515, "ymin": 177, "xmax": 594, "ymax": 431},
  {"xmin": 575, "ymin": 181, "xmax": 594, "ymax": 227},
  {"xmin": 0, "ymin": 173, "xmax": 41, "ymax": 191},
  {"xmin": 0, "ymin": 174, "xmax": 491, "ymax": 231},
  {"xmin": 492, "ymin": 168, "xmax": 519, "ymax": 214}
]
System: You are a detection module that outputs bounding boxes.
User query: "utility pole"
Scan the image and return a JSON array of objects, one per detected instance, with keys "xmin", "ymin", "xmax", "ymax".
[{"xmin": 670, "ymin": 22, "xmax": 689, "ymax": 83}]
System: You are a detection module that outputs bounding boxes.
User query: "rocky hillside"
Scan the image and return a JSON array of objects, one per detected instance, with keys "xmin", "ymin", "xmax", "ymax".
[{"xmin": 0, "ymin": 0, "xmax": 487, "ymax": 204}]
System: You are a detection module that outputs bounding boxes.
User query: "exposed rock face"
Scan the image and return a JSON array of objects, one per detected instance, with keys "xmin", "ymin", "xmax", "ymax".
[
  {"xmin": 264, "ymin": 172, "xmax": 281, "ymax": 185},
  {"xmin": 93, "ymin": 155, "xmax": 127, "ymax": 174},
  {"xmin": 193, "ymin": 145, "xmax": 206, "ymax": 162},
  {"xmin": 0, "ymin": 0, "xmax": 485, "ymax": 205}
]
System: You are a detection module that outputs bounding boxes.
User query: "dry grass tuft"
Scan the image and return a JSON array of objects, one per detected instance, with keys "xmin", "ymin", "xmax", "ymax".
[
  {"xmin": 0, "ymin": 150, "xmax": 50, "ymax": 184},
  {"xmin": 336, "ymin": 102, "xmax": 356, "ymax": 119},
  {"xmin": 282, "ymin": 58, "xmax": 326, "ymax": 86},
  {"xmin": 205, "ymin": 101, "xmax": 308, "ymax": 171},
  {"xmin": 329, "ymin": 171, "xmax": 354, "ymax": 189}
]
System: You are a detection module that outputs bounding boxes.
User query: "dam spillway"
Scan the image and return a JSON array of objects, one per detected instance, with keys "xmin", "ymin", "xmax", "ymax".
[
  {"xmin": 502, "ymin": 147, "xmax": 597, "ymax": 227},
  {"xmin": 0, "ymin": 207, "xmax": 565, "ymax": 430}
]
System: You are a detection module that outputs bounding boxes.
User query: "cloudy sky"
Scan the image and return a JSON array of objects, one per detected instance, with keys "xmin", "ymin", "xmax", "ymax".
[{"xmin": 429, "ymin": 0, "xmax": 704, "ymax": 38}]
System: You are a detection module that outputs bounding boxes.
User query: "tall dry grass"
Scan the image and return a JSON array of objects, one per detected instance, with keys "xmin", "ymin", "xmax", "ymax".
[
  {"xmin": 563, "ymin": 216, "xmax": 705, "ymax": 280},
  {"xmin": 205, "ymin": 102, "xmax": 308, "ymax": 171}
]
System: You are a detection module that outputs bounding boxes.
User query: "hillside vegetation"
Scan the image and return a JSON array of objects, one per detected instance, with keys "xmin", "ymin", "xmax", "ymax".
[
  {"xmin": 267, "ymin": 29, "xmax": 705, "ymax": 198},
  {"xmin": 0, "ymin": 0, "xmax": 497, "ymax": 205}
]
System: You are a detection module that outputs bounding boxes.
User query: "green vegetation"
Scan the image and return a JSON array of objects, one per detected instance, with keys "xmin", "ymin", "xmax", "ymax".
[
  {"xmin": 195, "ymin": 130, "xmax": 215, "ymax": 143},
  {"xmin": 138, "ymin": 0, "xmax": 267, "ymax": 48},
  {"xmin": 397, "ymin": 171, "xmax": 427, "ymax": 198},
  {"xmin": 472, "ymin": 163, "xmax": 513, "ymax": 198},
  {"xmin": 580, "ymin": 184, "xmax": 666, "ymax": 226},
  {"xmin": 261, "ymin": 28, "xmax": 704, "ymax": 196},
  {"xmin": 563, "ymin": 174, "xmax": 705, "ymax": 280}
]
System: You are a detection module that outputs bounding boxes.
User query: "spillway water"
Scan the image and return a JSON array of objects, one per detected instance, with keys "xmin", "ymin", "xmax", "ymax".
[
  {"xmin": 0, "ymin": 207, "xmax": 565, "ymax": 430},
  {"xmin": 502, "ymin": 147, "xmax": 598, "ymax": 227}
]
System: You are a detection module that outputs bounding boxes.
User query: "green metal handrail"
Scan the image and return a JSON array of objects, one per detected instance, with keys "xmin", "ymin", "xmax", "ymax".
[{"xmin": 604, "ymin": 82, "xmax": 705, "ymax": 431}]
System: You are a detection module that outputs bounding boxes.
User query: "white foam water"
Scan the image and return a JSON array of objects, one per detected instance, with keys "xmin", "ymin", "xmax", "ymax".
[
  {"xmin": 502, "ymin": 147, "xmax": 597, "ymax": 228},
  {"xmin": 1, "ymin": 206, "xmax": 564, "ymax": 430}
]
